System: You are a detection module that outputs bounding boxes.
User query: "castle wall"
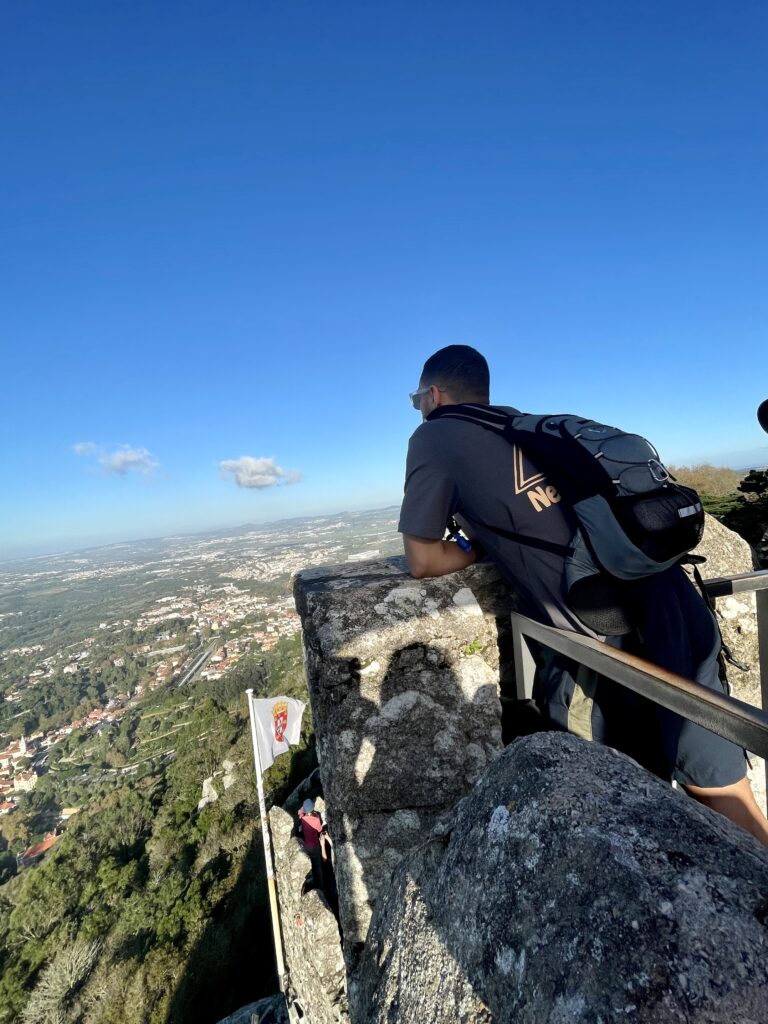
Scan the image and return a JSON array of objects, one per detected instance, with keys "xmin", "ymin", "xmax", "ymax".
[
  {"xmin": 292, "ymin": 558, "xmax": 516, "ymax": 977},
  {"xmin": 285, "ymin": 517, "xmax": 766, "ymax": 1022}
]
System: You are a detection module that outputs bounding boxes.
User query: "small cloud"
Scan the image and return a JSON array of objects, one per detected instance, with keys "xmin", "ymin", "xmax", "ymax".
[
  {"xmin": 100, "ymin": 447, "xmax": 158, "ymax": 476},
  {"xmin": 219, "ymin": 456, "xmax": 302, "ymax": 489},
  {"xmin": 74, "ymin": 443, "xmax": 159, "ymax": 476}
]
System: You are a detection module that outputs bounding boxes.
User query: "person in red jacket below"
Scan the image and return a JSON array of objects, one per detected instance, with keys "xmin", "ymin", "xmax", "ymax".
[{"xmin": 297, "ymin": 798, "xmax": 326, "ymax": 889}]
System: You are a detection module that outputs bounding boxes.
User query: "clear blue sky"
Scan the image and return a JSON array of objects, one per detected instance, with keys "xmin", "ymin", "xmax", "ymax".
[{"xmin": 2, "ymin": 1, "xmax": 767, "ymax": 558}]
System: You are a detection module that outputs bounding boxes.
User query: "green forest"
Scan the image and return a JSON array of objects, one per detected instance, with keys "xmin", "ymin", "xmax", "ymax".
[{"xmin": 0, "ymin": 635, "xmax": 314, "ymax": 1024}]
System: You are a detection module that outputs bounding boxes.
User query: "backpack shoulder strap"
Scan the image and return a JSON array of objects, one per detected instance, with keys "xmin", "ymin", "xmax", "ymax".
[
  {"xmin": 428, "ymin": 404, "xmax": 575, "ymax": 559},
  {"xmin": 429, "ymin": 404, "xmax": 616, "ymax": 505},
  {"xmin": 468, "ymin": 514, "xmax": 575, "ymax": 557}
]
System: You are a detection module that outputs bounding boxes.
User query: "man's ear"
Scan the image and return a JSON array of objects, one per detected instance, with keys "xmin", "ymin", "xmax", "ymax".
[{"xmin": 431, "ymin": 384, "xmax": 451, "ymax": 407}]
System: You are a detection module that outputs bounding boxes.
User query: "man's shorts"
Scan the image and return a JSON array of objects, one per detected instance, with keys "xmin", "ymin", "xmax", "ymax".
[{"xmin": 531, "ymin": 567, "xmax": 747, "ymax": 790}]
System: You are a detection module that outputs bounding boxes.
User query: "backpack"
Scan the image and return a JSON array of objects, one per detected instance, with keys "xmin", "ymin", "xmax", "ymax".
[{"xmin": 430, "ymin": 404, "xmax": 705, "ymax": 634}]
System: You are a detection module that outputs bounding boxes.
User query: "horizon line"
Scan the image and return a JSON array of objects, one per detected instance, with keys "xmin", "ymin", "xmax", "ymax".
[{"xmin": 0, "ymin": 501, "xmax": 403, "ymax": 568}]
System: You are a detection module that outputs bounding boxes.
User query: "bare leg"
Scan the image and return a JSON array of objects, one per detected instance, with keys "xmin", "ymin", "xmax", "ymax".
[{"xmin": 684, "ymin": 776, "xmax": 768, "ymax": 848}]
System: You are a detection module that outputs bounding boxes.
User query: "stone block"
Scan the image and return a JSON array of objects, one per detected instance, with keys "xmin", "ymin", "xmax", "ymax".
[
  {"xmin": 356, "ymin": 732, "xmax": 768, "ymax": 1024},
  {"xmin": 294, "ymin": 559, "xmax": 513, "ymax": 966}
]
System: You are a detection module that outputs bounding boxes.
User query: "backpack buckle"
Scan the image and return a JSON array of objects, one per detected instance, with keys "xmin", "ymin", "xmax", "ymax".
[{"xmin": 648, "ymin": 459, "xmax": 670, "ymax": 483}]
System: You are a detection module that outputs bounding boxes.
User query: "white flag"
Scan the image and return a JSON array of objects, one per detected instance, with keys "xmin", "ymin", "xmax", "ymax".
[{"xmin": 250, "ymin": 695, "xmax": 306, "ymax": 771}]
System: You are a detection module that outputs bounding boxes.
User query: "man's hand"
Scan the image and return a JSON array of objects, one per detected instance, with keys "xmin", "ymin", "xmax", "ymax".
[{"xmin": 403, "ymin": 534, "xmax": 477, "ymax": 579}]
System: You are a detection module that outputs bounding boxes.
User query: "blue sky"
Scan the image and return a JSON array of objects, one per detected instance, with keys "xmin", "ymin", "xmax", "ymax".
[{"xmin": 2, "ymin": 1, "xmax": 767, "ymax": 558}]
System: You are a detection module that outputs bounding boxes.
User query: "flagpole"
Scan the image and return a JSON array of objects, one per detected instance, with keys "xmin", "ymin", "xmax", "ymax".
[{"xmin": 246, "ymin": 688, "xmax": 288, "ymax": 995}]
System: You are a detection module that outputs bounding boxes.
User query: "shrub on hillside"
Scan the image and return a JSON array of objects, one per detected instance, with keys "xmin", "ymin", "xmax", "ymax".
[{"xmin": 668, "ymin": 463, "xmax": 741, "ymax": 497}]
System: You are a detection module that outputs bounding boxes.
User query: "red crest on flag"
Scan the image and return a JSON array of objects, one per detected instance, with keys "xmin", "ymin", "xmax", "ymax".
[{"xmin": 272, "ymin": 701, "xmax": 288, "ymax": 743}]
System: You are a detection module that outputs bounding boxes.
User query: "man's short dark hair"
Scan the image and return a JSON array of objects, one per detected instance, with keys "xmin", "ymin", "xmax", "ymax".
[{"xmin": 420, "ymin": 345, "xmax": 490, "ymax": 403}]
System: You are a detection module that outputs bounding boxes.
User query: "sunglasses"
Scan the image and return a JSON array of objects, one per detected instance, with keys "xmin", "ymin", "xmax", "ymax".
[{"xmin": 408, "ymin": 386, "xmax": 431, "ymax": 410}]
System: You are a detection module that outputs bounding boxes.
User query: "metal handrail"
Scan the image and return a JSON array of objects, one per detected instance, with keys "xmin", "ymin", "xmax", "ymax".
[
  {"xmin": 701, "ymin": 568, "xmax": 768, "ymax": 598},
  {"xmin": 510, "ymin": 570, "xmax": 768, "ymax": 763}
]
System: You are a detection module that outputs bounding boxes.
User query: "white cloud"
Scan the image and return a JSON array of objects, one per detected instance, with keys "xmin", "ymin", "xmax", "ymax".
[
  {"xmin": 219, "ymin": 456, "xmax": 302, "ymax": 489},
  {"xmin": 74, "ymin": 443, "xmax": 159, "ymax": 476},
  {"xmin": 99, "ymin": 447, "xmax": 158, "ymax": 476}
]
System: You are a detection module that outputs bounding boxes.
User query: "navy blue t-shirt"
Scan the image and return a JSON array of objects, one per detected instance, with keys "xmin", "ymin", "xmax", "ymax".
[{"xmin": 398, "ymin": 407, "xmax": 587, "ymax": 633}]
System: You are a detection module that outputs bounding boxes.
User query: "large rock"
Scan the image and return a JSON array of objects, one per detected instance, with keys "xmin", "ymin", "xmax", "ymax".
[
  {"xmin": 294, "ymin": 559, "xmax": 514, "ymax": 972},
  {"xmin": 197, "ymin": 775, "xmax": 219, "ymax": 811},
  {"xmin": 270, "ymin": 805, "xmax": 347, "ymax": 1024},
  {"xmin": 356, "ymin": 732, "xmax": 768, "ymax": 1024},
  {"xmin": 293, "ymin": 520, "xmax": 768, "ymax": 1006},
  {"xmin": 694, "ymin": 514, "xmax": 766, "ymax": 811},
  {"xmin": 695, "ymin": 514, "xmax": 761, "ymax": 704}
]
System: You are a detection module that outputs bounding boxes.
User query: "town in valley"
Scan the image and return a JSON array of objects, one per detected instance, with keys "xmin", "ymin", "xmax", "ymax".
[{"xmin": 0, "ymin": 508, "xmax": 402, "ymax": 872}]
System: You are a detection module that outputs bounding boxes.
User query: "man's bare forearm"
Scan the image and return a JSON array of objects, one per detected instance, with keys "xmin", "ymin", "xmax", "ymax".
[{"xmin": 403, "ymin": 534, "xmax": 477, "ymax": 578}]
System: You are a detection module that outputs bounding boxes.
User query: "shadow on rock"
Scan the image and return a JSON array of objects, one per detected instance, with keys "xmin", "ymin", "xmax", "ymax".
[{"xmin": 325, "ymin": 643, "xmax": 502, "ymax": 977}]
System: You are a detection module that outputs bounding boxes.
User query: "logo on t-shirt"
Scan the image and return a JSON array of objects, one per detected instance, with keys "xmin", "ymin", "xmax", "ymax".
[{"xmin": 514, "ymin": 446, "xmax": 561, "ymax": 512}]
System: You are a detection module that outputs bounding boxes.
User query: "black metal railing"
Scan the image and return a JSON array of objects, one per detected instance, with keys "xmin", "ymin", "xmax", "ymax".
[{"xmin": 510, "ymin": 570, "xmax": 768, "ymax": 767}]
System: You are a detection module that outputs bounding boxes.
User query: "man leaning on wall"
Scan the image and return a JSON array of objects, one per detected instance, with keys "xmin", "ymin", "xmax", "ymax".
[{"xmin": 398, "ymin": 344, "xmax": 768, "ymax": 847}]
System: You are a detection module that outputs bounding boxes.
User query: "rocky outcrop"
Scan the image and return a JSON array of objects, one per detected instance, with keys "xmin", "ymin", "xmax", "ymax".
[
  {"xmin": 294, "ymin": 558, "xmax": 515, "ymax": 972},
  {"xmin": 695, "ymin": 514, "xmax": 760, "ymax": 702},
  {"xmin": 355, "ymin": 732, "xmax": 768, "ymax": 1024},
  {"xmin": 694, "ymin": 514, "xmax": 766, "ymax": 810},
  {"xmin": 198, "ymin": 776, "xmax": 219, "ymax": 811},
  {"xmin": 197, "ymin": 759, "xmax": 238, "ymax": 812},
  {"xmin": 290, "ymin": 519, "xmax": 768, "ymax": 1023},
  {"xmin": 270, "ymin": 805, "xmax": 347, "ymax": 1024}
]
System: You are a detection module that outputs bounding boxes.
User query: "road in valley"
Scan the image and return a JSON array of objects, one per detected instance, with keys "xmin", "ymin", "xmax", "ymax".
[{"xmin": 175, "ymin": 642, "xmax": 219, "ymax": 688}]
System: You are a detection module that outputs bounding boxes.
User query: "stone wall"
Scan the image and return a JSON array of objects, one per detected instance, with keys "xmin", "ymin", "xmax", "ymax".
[
  {"xmin": 293, "ymin": 558, "xmax": 517, "ymax": 977},
  {"xmin": 288, "ymin": 516, "xmax": 767, "ymax": 1022}
]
